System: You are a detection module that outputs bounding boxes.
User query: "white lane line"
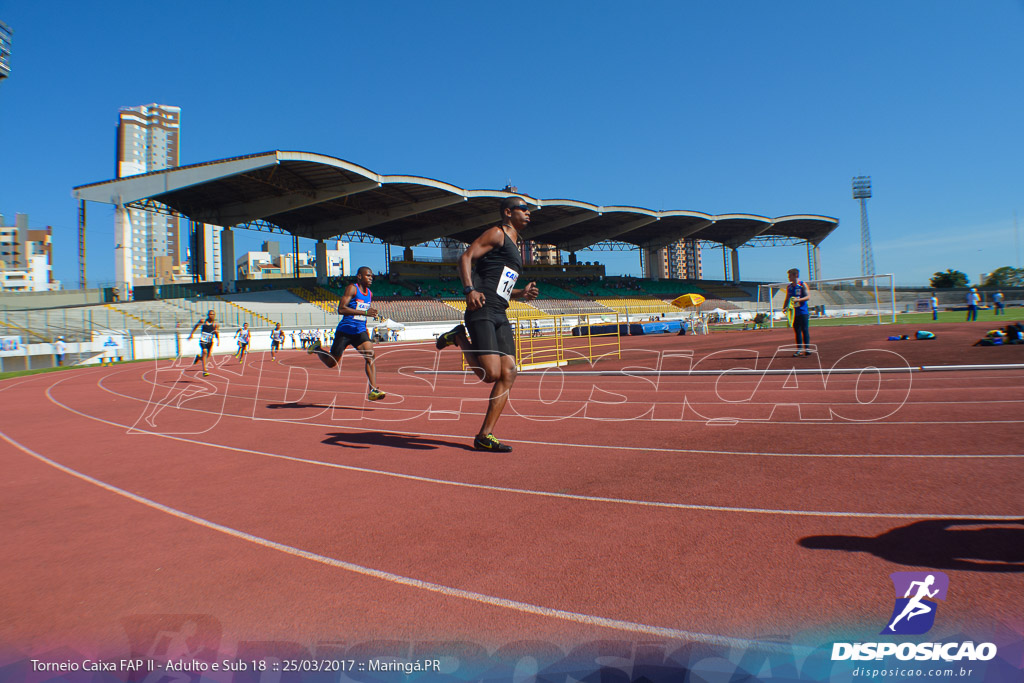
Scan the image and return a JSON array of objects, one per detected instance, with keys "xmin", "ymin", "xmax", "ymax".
[
  {"xmin": 0, "ymin": 427, "xmax": 793, "ymax": 652},
  {"xmin": 39, "ymin": 374, "xmax": 1024, "ymax": 518},
  {"xmin": 126, "ymin": 365, "xmax": 1024, "ymax": 427},
  {"xmin": 114, "ymin": 367, "xmax": 1024, "ymax": 444},
  {"xmin": 134, "ymin": 367, "xmax": 1024, "ymax": 409}
]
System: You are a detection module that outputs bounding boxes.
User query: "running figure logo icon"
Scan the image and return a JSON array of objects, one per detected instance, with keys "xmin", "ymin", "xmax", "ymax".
[{"xmin": 881, "ymin": 572, "xmax": 949, "ymax": 635}]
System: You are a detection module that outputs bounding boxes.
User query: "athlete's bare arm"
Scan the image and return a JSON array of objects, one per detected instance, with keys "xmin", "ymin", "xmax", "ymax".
[
  {"xmin": 459, "ymin": 226, "xmax": 506, "ymax": 311},
  {"xmin": 187, "ymin": 320, "xmax": 202, "ymax": 339}
]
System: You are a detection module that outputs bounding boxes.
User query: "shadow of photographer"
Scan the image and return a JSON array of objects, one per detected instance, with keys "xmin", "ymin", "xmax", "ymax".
[{"xmin": 799, "ymin": 518, "xmax": 1024, "ymax": 572}]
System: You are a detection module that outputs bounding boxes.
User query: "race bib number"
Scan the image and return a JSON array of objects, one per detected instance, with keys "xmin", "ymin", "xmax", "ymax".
[
  {"xmin": 496, "ymin": 267, "xmax": 519, "ymax": 301},
  {"xmin": 354, "ymin": 300, "xmax": 371, "ymax": 312},
  {"xmin": 199, "ymin": 331, "xmax": 213, "ymax": 343}
]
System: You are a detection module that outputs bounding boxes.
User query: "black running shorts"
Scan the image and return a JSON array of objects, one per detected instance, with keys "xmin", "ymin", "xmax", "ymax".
[
  {"xmin": 465, "ymin": 311, "xmax": 515, "ymax": 356},
  {"xmin": 330, "ymin": 330, "xmax": 371, "ymax": 356}
]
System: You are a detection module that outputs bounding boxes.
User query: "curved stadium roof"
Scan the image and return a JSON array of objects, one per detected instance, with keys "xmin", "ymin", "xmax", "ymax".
[{"xmin": 73, "ymin": 150, "xmax": 838, "ymax": 251}]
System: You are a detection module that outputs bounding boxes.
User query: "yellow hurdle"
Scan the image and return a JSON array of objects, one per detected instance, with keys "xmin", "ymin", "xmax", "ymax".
[{"xmin": 462, "ymin": 312, "xmax": 622, "ymax": 371}]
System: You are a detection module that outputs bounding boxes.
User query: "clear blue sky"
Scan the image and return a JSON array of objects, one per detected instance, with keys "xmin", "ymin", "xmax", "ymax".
[{"xmin": 1, "ymin": 1, "xmax": 1022, "ymax": 287}]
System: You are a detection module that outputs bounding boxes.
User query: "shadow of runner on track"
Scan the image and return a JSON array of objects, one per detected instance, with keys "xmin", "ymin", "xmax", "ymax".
[
  {"xmin": 799, "ymin": 519, "xmax": 1024, "ymax": 572},
  {"xmin": 265, "ymin": 402, "xmax": 358, "ymax": 411},
  {"xmin": 322, "ymin": 431, "xmax": 476, "ymax": 452}
]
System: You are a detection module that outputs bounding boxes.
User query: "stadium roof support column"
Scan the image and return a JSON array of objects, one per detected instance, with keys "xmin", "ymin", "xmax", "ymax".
[
  {"xmin": 730, "ymin": 248, "xmax": 740, "ymax": 284},
  {"xmin": 643, "ymin": 247, "xmax": 664, "ymax": 281},
  {"xmin": 807, "ymin": 242, "xmax": 821, "ymax": 281},
  {"xmin": 78, "ymin": 200, "xmax": 87, "ymax": 289},
  {"xmin": 188, "ymin": 219, "xmax": 201, "ymax": 284},
  {"xmin": 114, "ymin": 203, "xmax": 133, "ymax": 300},
  {"xmin": 315, "ymin": 240, "xmax": 328, "ymax": 284},
  {"xmin": 222, "ymin": 227, "xmax": 236, "ymax": 293}
]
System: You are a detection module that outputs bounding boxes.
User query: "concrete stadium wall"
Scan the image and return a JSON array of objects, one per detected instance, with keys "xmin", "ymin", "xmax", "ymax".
[{"xmin": 0, "ymin": 289, "xmax": 107, "ymax": 310}]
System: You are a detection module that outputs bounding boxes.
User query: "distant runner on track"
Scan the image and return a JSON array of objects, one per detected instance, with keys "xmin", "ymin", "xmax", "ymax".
[
  {"xmin": 269, "ymin": 323, "xmax": 285, "ymax": 361},
  {"xmin": 187, "ymin": 310, "xmax": 219, "ymax": 377},
  {"xmin": 233, "ymin": 322, "xmax": 251, "ymax": 365},
  {"xmin": 308, "ymin": 266, "xmax": 385, "ymax": 401},
  {"xmin": 435, "ymin": 196, "xmax": 539, "ymax": 452}
]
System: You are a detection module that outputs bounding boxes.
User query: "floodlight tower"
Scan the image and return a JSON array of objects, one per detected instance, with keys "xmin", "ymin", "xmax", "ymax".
[{"xmin": 852, "ymin": 175, "xmax": 875, "ymax": 276}]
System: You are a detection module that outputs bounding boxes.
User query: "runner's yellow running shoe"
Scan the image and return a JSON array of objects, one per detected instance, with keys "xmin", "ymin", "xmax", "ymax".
[{"xmin": 367, "ymin": 388, "xmax": 386, "ymax": 401}]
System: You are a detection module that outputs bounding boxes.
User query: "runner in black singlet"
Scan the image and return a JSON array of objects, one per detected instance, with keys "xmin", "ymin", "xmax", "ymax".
[
  {"xmin": 186, "ymin": 310, "xmax": 220, "ymax": 376},
  {"xmin": 436, "ymin": 197, "xmax": 539, "ymax": 452}
]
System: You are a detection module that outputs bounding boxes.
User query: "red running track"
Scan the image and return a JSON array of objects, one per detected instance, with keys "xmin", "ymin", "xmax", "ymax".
[{"xmin": 1, "ymin": 323, "xmax": 1021, "ymax": 658}]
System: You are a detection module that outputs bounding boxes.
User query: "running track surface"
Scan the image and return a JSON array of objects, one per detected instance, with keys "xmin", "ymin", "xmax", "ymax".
[{"xmin": 1, "ymin": 322, "xmax": 1022, "ymax": 657}]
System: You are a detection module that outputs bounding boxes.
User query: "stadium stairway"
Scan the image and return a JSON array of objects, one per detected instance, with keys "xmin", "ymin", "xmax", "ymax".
[
  {"xmin": 103, "ymin": 304, "xmax": 158, "ymax": 330},
  {"xmin": 218, "ymin": 297, "xmax": 277, "ymax": 326},
  {"xmin": 0, "ymin": 317, "xmax": 50, "ymax": 343}
]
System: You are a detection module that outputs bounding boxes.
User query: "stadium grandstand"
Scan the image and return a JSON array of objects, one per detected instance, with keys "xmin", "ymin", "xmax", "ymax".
[{"xmin": 3, "ymin": 149, "xmax": 1016, "ymax": 370}]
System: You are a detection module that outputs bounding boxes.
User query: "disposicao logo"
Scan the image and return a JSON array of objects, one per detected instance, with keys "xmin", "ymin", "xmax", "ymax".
[
  {"xmin": 881, "ymin": 571, "xmax": 948, "ymax": 635},
  {"xmin": 831, "ymin": 571, "xmax": 998, "ymax": 662}
]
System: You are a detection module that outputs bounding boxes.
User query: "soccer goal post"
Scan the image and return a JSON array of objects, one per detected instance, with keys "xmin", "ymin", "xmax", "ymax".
[{"xmin": 756, "ymin": 274, "xmax": 897, "ymax": 327}]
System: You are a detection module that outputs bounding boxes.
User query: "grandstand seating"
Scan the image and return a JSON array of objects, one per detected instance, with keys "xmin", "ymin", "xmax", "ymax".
[
  {"xmin": 529, "ymin": 299, "xmax": 613, "ymax": 315},
  {"xmin": 700, "ymin": 283, "xmax": 756, "ymax": 299},
  {"xmin": 693, "ymin": 297, "xmax": 740, "ymax": 311},
  {"xmin": 595, "ymin": 297, "xmax": 678, "ymax": 316},
  {"xmin": 442, "ymin": 299, "xmax": 546, "ymax": 319},
  {"xmin": 374, "ymin": 300, "xmax": 462, "ymax": 322}
]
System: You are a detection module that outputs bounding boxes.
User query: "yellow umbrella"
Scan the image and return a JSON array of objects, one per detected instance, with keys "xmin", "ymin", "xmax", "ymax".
[{"xmin": 670, "ymin": 293, "xmax": 705, "ymax": 309}]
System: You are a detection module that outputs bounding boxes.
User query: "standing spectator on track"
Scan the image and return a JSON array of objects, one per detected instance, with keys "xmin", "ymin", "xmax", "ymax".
[
  {"xmin": 930, "ymin": 293, "xmax": 939, "ymax": 321},
  {"xmin": 966, "ymin": 288, "xmax": 979, "ymax": 322},
  {"xmin": 434, "ymin": 197, "xmax": 539, "ymax": 452},
  {"xmin": 784, "ymin": 268, "xmax": 811, "ymax": 357},
  {"xmin": 187, "ymin": 310, "xmax": 219, "ymax": 377},
  {"xmin": 290, "ymin": 330, "xmax": 297, "ymax": 349}
]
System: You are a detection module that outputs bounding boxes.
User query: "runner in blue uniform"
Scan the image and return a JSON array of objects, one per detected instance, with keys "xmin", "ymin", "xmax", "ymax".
[
  {"xmin": 186, "ymin": 310, "xmax": 219, "ymax": 376},
  {"xmin": 435, "ymin": 197, "xmax": 539, "ymax": 452},
  {"xmin": 309, "ymin": 266, "xmax": 385, "ymax": 401}
]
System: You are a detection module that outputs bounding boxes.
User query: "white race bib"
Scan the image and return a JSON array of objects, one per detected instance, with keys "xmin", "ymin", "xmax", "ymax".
[
  {"xmin": 496, "ymin": 266, "xmax": 519, "ymax": 302},
  {"xmin": 199, "ymin": 331, "xmax": 214, "ymax": 343},
  {"xmin": 354, "ymin": 300, "xmax": 371, "ymax": 312}
]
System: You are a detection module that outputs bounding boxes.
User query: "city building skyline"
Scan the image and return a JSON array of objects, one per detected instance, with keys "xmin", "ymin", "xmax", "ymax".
[
  {"xmin": 0, "ymin": 213, "xmax": 57, "ymax": 292},
  {"xmin": 237, "ymin": 240, "xmax": 349, "ymax": 281},
  {"xmin": 645, "ymin": 239, "xmax": 703, "ymax": 280},
  {"xmin": 0, "ymin": 20, "xmax": 12, "ymax": 82},
  {"xmin": 115, "ymin": 103, "xmax": 181, "ymax": 284}
]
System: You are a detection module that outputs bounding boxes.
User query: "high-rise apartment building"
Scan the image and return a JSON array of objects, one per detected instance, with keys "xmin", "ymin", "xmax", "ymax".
[
  {"xmin": 0, "ymin": 21, "xmax": 12, "ymax": 82},
  {"xmin": 115, "ymin": 104, "xmax": 181, "ymax": 282},
  {"xmin": 645, "ymin": 239, "xmax": 702, "ymax": 280},
  {"xmin": 0, "ymin": 214, "xmax": 57, "ymax": 292},
  {"xmin": 522, "ymin": 241, "xmax": 561, "ymax": 266}
]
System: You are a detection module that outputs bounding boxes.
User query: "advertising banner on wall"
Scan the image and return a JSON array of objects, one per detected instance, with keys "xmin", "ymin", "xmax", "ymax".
[
  {"xmin": 0, "ymin": 335, "xmax": 24, "ymax": 356},
  {"xmin": 92, "ymin": 331, "xmax": 128, "ymax": 355}
]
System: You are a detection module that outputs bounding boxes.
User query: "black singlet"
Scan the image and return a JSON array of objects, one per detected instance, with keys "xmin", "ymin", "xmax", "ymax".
[
  {"xmin": 198, "ymin": 321, "xmax": 216, "ymax": 346},
  {"xmin": 470, "ymin": 229, "xmax": 523, "ymax": 316}
]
